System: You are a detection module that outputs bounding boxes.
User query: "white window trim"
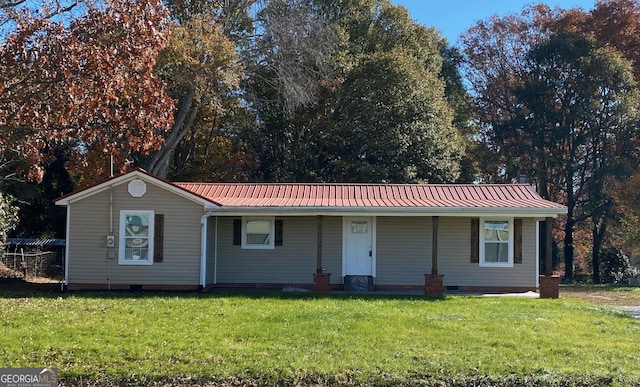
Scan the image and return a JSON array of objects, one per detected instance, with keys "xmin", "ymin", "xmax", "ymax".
[
  {"xmin": 241, "ymin": 216, "xmax": 275, "ymax": 250},
  {"xmin": 119, "ymin": 210, "xmax": 154, "ymax": 265},
  {"xmin": 479, "ymin": 217, "xmax": 514, "ymax": 268}
]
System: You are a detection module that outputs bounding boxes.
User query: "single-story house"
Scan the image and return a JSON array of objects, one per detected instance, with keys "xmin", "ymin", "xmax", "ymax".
[{"xmin": 54, "ymin": 168, "xmax": 567, "ymax": 294}]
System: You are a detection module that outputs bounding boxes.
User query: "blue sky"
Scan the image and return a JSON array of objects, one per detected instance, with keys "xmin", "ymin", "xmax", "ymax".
[{"xmin": 390, "ymin": 0, "xmax": 597, "ymax": 44}]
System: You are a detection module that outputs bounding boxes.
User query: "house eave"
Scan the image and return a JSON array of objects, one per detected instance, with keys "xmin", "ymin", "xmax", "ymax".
[{"xmin": 204, "ymin": 205, "xmax": 567, "ymax": 218}]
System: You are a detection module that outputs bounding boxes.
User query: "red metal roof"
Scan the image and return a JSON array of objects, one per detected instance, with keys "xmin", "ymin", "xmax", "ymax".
[{"xmin": 175, "ymin": 182, "xmax": 565, "ymax": 210}]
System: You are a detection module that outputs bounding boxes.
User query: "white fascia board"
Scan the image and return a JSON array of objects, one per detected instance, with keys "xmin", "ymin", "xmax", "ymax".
[
  {"xmin": 55, "ymin": 170, "xmax": 148, "ymax": 206},
  {"xmin": 203, "ymin": 205, "xmax": 567, "ymax": 218},
  {"xmin": 55, "ymin": 171, "xmax": 218, "ymax": 208}
]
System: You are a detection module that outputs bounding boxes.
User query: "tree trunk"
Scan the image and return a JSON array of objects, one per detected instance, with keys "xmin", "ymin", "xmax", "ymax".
[
  {"xmin": 591, "ymin": 217, "xmax": 607, "ymax": 284},
  {"xmin": 147, "ymin": 86, "xmax": 196, "ymax": 178},
  {"xmin": 564, "ymin": 215, "xmax": 574, "ymax": 281},
  {"xmin": 153, "ymin": 101, "xmax": 201, "ymax": 178},
  {"xmin": 564, "ymin": 172, "xmax": 575, "ymax": 281},
  {"xmin": 592, "ymin": 223, "xmax": 601, "ymax": 284},
  {"xmin": 563, "ymin": 122, "xmax": 577, "ymax": 282}
]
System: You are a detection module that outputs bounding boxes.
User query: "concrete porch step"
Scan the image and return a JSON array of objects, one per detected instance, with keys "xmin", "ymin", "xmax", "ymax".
[{"xmin": 344, "ymin": 275, "xmax": 374, "ymax": 292}]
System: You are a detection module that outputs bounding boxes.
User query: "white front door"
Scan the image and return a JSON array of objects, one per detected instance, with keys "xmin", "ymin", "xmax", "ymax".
[{"xmin": 343, "ymin": 217, "xmax": 374, "ymax": 276}]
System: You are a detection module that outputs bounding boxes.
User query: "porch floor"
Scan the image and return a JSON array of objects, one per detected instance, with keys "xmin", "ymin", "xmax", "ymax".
[{"xmin": 209, "ymin": 287, "xmax": 540, "ymax": 298}]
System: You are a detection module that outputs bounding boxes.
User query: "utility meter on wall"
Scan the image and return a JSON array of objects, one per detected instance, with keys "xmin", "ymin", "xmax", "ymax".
[{"xmin": 106, "ymin": 234, "xmax": 115, "ymax": 248}]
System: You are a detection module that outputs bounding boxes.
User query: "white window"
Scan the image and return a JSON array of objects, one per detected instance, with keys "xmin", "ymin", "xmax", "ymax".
[
  {"xmin": 242, "ymin": 217, "xmax": 275, "ymax": 249},
  {"xmin": 119, "ymin": 210, "xmax": 154, "ymax": 265},
  {"xmin": 479, "ymin": 218, "xmax": 513, "ymax": 267}
]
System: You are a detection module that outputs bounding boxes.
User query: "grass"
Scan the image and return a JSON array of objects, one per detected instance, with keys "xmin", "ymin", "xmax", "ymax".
[{"xmin": 1, "ymin": 290, "xmax": 639, "ymax": 386}]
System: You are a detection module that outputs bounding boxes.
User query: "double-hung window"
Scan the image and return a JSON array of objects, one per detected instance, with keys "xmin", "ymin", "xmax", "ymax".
[
  {"xmin": 479, "ymin": 218, "xmax": 513, "ymax": 267},
  {"xmin": 242, "ymin": 217, "xmax": 275, "ymax": 249},
  {"xmin": 119, "ymin": 210, "xmax": 154, "ymax": 265}
]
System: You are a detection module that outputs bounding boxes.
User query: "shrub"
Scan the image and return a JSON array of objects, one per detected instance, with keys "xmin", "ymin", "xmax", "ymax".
[
  {"xmin": 600, "ymin": 247, "xmax": 639, "ymax": 284},
  {"xmin": 0, "ymin": 192, "xmax": 18, "ymax": 243}
]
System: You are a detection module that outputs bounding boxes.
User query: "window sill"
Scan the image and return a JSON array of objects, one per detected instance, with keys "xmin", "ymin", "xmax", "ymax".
[
  {"xmin": 118, "ymin": 260, "xmax": 154, "ymax": 266},
  {"xmin": 241, "ymin": 244, "xmax": 275, "ymax": 250},
  {"xmin": 479, "ymin": 262, "xmax": 514, "ymax": 268}
]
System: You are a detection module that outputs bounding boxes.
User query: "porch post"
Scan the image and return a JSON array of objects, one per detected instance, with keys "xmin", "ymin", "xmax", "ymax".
[
  {"xmin": 425, "ymin": 216, "xmax": 444, "ymax": 296},
  {"xmin": 431, "ymin": 216, "xmax": 439, "ymax": 275},
  {"xmin": 313, "ymin": 215, "xmax": 330, "ymax": 293},
  {"xmin": 545, "ymin": 217, "xmax": 553, "ymax": 276},
  {"xmin": 539, "ymin": 217, "xmax": 560, "ymax": 298}
]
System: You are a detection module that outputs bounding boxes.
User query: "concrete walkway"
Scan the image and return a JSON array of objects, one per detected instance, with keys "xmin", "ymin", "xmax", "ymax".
[
  {"xmin": 476, "ymin": 290, "xmax": 540, "ymax": 298},
  {"xmin": 621, "ymin": 306, "xmax": 640, "ymax": 320}
]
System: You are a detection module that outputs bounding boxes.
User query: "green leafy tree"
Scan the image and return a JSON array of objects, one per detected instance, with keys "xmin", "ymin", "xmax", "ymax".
[
  {"xmin": 247, "ymin": 0, "xmax": 464, "ymax": 183},
  {"xmin": 599, "ymin": 247, "xmax": 638, "ymax": 284},
  {"xmin": 324, "ymin": 49, "xmax": 462, "ymax": 182}
]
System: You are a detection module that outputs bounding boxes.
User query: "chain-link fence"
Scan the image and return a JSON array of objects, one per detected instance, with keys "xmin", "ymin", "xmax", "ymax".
[
  {"xmin": 2, "ymin": 250, "xmax": 62, "ymax": 278},
  {"xmin": 2, "ymin": 239, "xmax": 65, "ymax": 279}
]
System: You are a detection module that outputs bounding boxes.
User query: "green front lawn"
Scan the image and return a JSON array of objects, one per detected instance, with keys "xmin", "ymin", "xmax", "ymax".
[{"xmin": 1, "ymin": 291, "xmax": 638, "ymax": 386}]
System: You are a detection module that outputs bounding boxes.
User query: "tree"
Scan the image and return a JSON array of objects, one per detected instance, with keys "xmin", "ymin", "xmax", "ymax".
[
  {"xmin": 246, "ymin": 0, "xmax": 464, "ymax": 183},
  {"xmin": 147, "ymin": 13, "xmax": 243, "ymax": 179},
  {"xmin": 462, "ymin": 8, "xmax": 639, "ymax": 280},
  {"xmin": 0, "ymin": 192, "xmax": 18, "ymax": 256},
  {"xmin": 238, "ymin": 0, "xmax": 343, "ymax": 182},
  {"xmin": 0, "ymin": 0, "xmax": 174, "ymax": 184},
  {"xmin": 461, "ymin": 6, "xmax": 553, "ymax": 186},
  {"xmin": 248, "ymin": 0, "xmax": 339, "ymax": 114},
  {"xmin": 0, "ymin": 0, "xmax": 87, "ymax": 35},
  {"xmin": 599, "ymin": 247, "xmax": 638, "ymax": 283},
  {"xmin": 153, "ymin": 0, "xmax": 341, "ymax": 181},
  {"xmin": 613, "ymin": 174, "xmax": 640, "ymax": 252},
  {"xmin": 438, "ymin": 41, "xmax": 479, "ymax": 183},
  {"xmin": 521, "ymin": 34, "xmax": 638, "ymax": 280},
  {"xmin": 545, "ymin": 0, "xmax": 640, "ymax": 82},
  {"xmin": 324, "ymin": 48, "xmax": 463, "ymax": 182},
  {"xmin": 0, "ymin": 146, "xmax": 74, "ymax": 238}
]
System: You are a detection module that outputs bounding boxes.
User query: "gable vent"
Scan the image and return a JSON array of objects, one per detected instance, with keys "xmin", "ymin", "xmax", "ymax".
[{"xmin": 128, "ymin": 179, "xmax": 147, "ymax": 198}]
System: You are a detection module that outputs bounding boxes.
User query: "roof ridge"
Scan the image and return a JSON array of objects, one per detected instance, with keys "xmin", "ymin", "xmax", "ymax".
[{"xmin": 175, "ymin": 182, "xmax": 531, "ymax": 187}]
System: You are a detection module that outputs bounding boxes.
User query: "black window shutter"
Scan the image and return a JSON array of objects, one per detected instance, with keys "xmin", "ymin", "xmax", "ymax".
[
  {"xmin": 514, "ymin": 219, "xmax": 523, "ymax": 264},
  {"xmin": 233, "ymin": 219, "xmax": 241, "ymax": 245},
  {"xmin": 154, "ymin": 214, "xmax": 164, "ymax": 263},
  {"xmin": 471, "ymin": 218, "xmax": 479, "ymax": 263},
  {"xmin": 275, "ymin": 219, "xmax": 283, "ymax": 246}
]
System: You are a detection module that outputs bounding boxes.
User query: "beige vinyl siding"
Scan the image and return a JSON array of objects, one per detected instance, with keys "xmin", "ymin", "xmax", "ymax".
[
  {"xmin": 67, "ymin": 181, "xmax": 203, "ymax": 285},
  {"xmin": 375, "ymin": 216, "xmax": 538, "ymax": 287},
  {"xmin": 437, "ymin": 217, "xmax": 537, "ymax": 287},
  {"xmin": 376, "ymin": 217, "xmax": 431, "ymax": 286},
  {"xmin": 213, "ymin": 216, "xmax": 342, "ymax": 285},
  {"xmin": 205, "ymin": 217, "xmax": 218, "ymax": 284}
]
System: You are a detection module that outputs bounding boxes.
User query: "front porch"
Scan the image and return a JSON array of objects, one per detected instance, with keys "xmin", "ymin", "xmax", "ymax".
[{"xmin": 204, "ymin": 215, "xmax": 558, "ymax": 298}]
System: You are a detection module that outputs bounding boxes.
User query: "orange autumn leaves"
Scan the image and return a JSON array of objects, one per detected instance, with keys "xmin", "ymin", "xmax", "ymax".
[{"xmin": 0, "ymin": 0, "xmax": 174, "ymax": 183}]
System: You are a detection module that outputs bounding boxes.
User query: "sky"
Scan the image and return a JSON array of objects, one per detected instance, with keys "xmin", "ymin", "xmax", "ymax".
[{"xmin": 390, "ymin": 0, "xmax": 597, "ymax": 44}]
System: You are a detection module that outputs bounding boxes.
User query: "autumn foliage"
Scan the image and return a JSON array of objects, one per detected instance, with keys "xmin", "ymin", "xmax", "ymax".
[
  {"xmin": 461, "ymin": 0, "xmax": 640, "ymax": 280},
  {"xmin": 0, "ymin": 0, "xmax": 174, "ymax": 183}
]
